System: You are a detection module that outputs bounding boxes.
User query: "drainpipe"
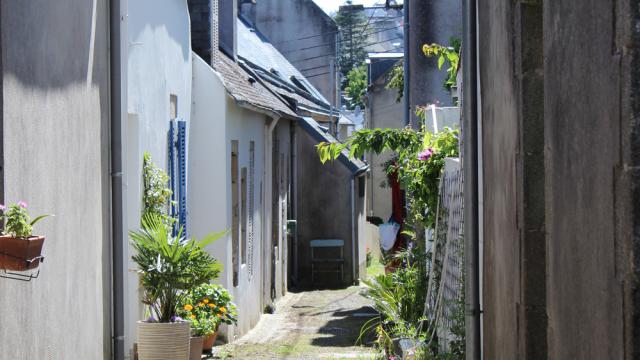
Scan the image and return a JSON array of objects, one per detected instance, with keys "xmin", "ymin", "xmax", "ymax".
[
  {"xmin": 402, "ymin": 0, "xmax": 410, "ymax": 127},
  {"xmin": 350, "ymin": 176, "xmax": 356, "ymax": 283},
  {"xmin": 290, "ymin": 123, "xmax": 299, "ymax": 284},
  {"xmin": 110, "ymin": 0, "xmax": 127, "ymax": 359},
  {"xmin": 263, "ymin": 115, "xmax": 280, "ymax": 303},
  {"xmin": 462, "ymin": 0, "xmax": 481, "ymax": 357}
]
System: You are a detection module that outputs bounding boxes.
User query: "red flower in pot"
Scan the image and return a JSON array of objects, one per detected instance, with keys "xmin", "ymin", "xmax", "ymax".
[{"xmin": 0, "ymin": 201, "xmax": 52, "ymax": 271}]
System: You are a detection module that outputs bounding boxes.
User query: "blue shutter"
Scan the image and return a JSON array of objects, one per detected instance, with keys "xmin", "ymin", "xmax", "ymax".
[
  {"xmin": 177, "ymin": 120, "xmax": 188, "ymax": 236},
  {"xmin": 168, "ymin": 120, "xmax": 177, "ymax": 235}
]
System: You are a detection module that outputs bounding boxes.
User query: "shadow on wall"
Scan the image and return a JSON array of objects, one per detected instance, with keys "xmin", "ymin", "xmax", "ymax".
[
  {"xmin": 128, "ymin": 0, "xmax": 191, "ymax": 63},
  {"xmin": 2, "ymin": 0, "xmax": 109, "ymax": 89}
]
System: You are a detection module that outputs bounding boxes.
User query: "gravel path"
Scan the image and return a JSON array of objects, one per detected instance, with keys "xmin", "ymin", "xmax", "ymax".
[{"xmin": 211, "ymin": 286, "xmax": 379, "ymax": 360}]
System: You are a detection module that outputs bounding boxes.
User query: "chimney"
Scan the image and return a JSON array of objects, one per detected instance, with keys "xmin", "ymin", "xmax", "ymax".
[
  {"xmin": 187, "ymin": 0, "xmax": 216, "ymax": 65},
  {"xmin": 239, "ymin": 0, "xmax": 257, "ymax": 27},
  {"xmin": 219, "ymin": 0, "xmax": 238, "ymax": 59}
]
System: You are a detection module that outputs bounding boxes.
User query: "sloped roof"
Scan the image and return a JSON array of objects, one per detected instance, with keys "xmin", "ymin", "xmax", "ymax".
[
  {"xmin": 299, "ymin": 117, "xmax": 368, "ymax": 174},
  {"xmin": 214, "ymin": 50, "xmax": 298, "ymax": 119},
  {"xmin": 236, "ymin": 17, "xmax": 333, "ymax": 117}
]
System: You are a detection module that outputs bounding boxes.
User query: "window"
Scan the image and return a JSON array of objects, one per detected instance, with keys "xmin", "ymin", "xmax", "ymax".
[
  {"xmin": 241, "ymin": 167, "xmax": 247, "ymax": 265},
  {"xmin": 231, "ymin": 140, "xmax": 239, "ymax": 287},
  {"xmin": 248, "ymin": 141, "xmax": 255, "ymax": 276}
]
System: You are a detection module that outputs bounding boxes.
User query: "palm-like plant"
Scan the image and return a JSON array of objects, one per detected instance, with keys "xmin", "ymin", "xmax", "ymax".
[{"xmin": 130, "ymin": 214, "xmax": 225, "ymax": 323}]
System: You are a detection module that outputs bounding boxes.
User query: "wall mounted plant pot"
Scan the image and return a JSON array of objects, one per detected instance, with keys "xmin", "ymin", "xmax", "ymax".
[
  {"xmin": 0, "ymin": 235, "xmax": 45, "ymax": 271},
  {"xmin": 202, "ymin": 331, "xmax": 218, "ymax": 352},
  {"xmin": 189, "ymin": 336, "xmax": 204, "ymax": 360},
  {"xmin": 137, "ymin": 321, "xmax": 190, "ymax": 360}
]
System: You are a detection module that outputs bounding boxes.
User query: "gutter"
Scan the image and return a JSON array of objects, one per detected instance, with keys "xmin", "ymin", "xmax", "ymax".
[
  {"xmin": 109, "ymin": 0, "xmax": 127, "ymax": 358},
  {"xmin": 462, "ymin": 0, "xmax": 481, "ymax": 357},
  {"xmin": 351, "ymin": 176, "xmax": 357, "ymax": 283},
  {"xmin": 263, "ymin": 115, "xmax": 280, "ymax": 304}
]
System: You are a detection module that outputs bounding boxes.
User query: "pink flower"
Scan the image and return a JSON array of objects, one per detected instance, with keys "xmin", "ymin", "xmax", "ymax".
[
  {"xmin": 417, "ymin": 148, "xmax": 434, "ymax": 161},
  {"xmin": 17, "ymin": 201, "xmax": 27, "ymax": 208},
  {"xmin": 0, "ymin": 204, "xmax": 5, "ymax": 212}
]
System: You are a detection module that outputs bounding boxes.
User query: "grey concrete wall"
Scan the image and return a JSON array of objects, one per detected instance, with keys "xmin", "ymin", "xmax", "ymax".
[
  {"xmin": 366, "ymin": 74, "xmax": 403, "ymax": 224},
  {"xmin": 249, "ymin": 0, "xmax": 338, "ymax": 106},
  {"xmin": 543, "ymin": 0, "xmax": 625, "ymax": 357},
  {"xmin": 408, "ymin": 0, "xmax": 461, "ymax": 122},
  {"xmin": 477, "ymin": 1, "xmax": 520, "ymax": 357},
  {"xmin": 296, "ymin": 128, "xmax": 355, "ymax": 286},
  {"xmin": 478, "ymin": 0, "xmax": 640, "ymax": 358},
  {"xmin": 0, "ymin": 0, "xmax": 111, "ymax": 359}
]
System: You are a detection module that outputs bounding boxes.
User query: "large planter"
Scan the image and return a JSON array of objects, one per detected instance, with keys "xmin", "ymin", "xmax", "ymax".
[
  {"xmin": 137, "ymin": 321, "xmax": 191, "ymax": 360},
  {"xmin": 0, "ymin": 235, "xmax": 45, "ymax": 271},
  {"xmin": 202, "ymin": 331, "xmax": 218, "ymax": 352},
  {"xmin": 189, "ymin": 336, "xmax": 204, "ymax": 360}
]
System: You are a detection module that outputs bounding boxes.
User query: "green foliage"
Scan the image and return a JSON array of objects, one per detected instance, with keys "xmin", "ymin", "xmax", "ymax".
[
  {"xmin": 0, "ymin": 201, "xmax": 51, "ymax": 238},
  {"xmin": 130, "ymin": 213, "xmax": 224, "ymax": 323},
  {"xmin": 359, "ymin": 249, "xmax": 430, "ymax": 358},
  {"xmin": 334, "ymin": 1, "xmax": 369, "ymax": 79},
  {"xmin": 142, "ymin": 152, "xmax": 175, "ymax": 227},
  {"xmin": 345, "ymin": 63, "xmax": 368, "ymax": 109},
  {"xmin": 385, "ymin": 61, "xmax": 404, "ymax": 103},
  {"xmin": 178, "ymin": 283, "xmax": 238, "ymax": 336},
  {"xmin": 317, "ymin": 126, "xmax": 459, "ymax": 229},
  {"xmin": 422, "ymin": 42, "xmax": 460, "ymax": 91}
]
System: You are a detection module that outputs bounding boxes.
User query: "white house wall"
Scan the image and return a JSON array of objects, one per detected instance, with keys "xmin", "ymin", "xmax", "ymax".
[
  {"xmin": 224, "ymin": 97, "xmax": 268, "ymax": 338},
  {"xmin": 125, "ymin": 1, "xmax": 192, "ymax": 357}
]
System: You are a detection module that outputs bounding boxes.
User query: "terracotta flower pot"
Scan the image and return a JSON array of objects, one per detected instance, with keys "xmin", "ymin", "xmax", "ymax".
[
  {"xmin": 189, "ymin": 336, "xmax": 204, "ymax": 360},
  {"xmin": 0, "ymin": 235, "xmax": 45, "ymax": 271},
  {"xmin": 137, "ymin": 321, "xmax": 191, "ymax": 360},
  {"xmin": 202, "ymin": 331, "xmax": 218, "ymax": 352}
]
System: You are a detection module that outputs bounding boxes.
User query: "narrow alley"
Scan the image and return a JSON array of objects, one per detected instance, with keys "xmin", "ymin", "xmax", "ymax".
[{"xmin": 212, "ymin": 287, "xmax": 378, "ymax": 360}]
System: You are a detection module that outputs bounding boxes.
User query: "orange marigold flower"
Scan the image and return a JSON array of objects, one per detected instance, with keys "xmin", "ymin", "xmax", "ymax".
[
  {"xmin": 220, "ymin": 307, "xmax": 227, "ymax": 313},
  {"xmin": 208, "ymin": 304, "xmax": 215, "ymax": 308},
  {"xmin": 189, "ymin": 314, "xmax": 196, "ymax": 319},
  {"xmin": 197, "ymin": 302, "xmax": 204, "ymax": 307},
  {"xmin": 203, "ymin": 299, "xmax": 209, "ymax": 304},
  {"xmin": 216, "ymin": 314, "xmax": 221, "ymax": 318},
  {"xmin": 183, "ymin": 304, "xmax": 193, "ymax": 311}
]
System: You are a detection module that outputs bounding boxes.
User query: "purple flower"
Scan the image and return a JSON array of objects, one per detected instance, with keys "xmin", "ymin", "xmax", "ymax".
[
  {"xmin": 171, "ymin": 315, "xmax": 183, "ymax": 323},
  {"xmin": 17, "ymin": 201, "xmax": 27, "ymax": 209},
  {"xmin": 146, "ymin": 315, "xmax": 157, "ymax": 323},
  {"xmin": 0, "ymin": 204, "xmax": 6, "ymax": 212},
  {"xmin": 417, "ymin": 148, "xmax": 433, "ymax": 161}
]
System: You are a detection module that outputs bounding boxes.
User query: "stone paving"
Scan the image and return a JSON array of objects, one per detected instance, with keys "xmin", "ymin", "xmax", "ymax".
[{"xmin": 210, "ymin": 286, "xmax": 379, "ymax": 360}]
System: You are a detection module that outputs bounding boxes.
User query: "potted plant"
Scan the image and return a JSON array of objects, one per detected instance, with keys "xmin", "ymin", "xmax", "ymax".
[
  {"xmin": 0, "ymin": 201, "xmax": 51, "ymax": 271},
  {"xmin": 178, "ymin": 283, "xmax": 238, "ymax": 352},
  {"xmin": 130, "ymin": 214, "xmax": 224, "ymax": 360}
]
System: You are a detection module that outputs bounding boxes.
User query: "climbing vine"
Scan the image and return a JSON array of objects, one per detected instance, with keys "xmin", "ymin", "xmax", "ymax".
[
  {"xmin": 142, "ymin": 151, "xmax": 175, "ymax": 227},
  {"xmin": 317, "ymin": 125, "xmax": 459, "ymax": 230},
  {"xmin": 422, "ymin": 39, "xmax": 460, "ymax": 91}
]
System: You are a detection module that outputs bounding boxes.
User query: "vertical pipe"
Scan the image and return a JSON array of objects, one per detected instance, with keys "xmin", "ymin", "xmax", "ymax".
[
  {"xmin": 403, "ymin": 0, "xmax": 410, "ymax": 127},
  {"xmin": 351, "ymin": 176, "xmax": 357, "ymax": 283},
  {"xmin": 462, "ymin": 0, "xmax": 480, "ymax": 357},
  {"xmin": 291, "ymin": 124, "xmax": 299, "ymax": 284},
  {"xmin": 110, "ymin": 0, "xmax": 127, "ymax": 358}
]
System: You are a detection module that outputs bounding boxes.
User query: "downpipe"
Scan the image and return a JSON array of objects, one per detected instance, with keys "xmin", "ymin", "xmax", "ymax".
[
  {"xmin": 462, "ymin": 0, "xmax": 481, "ymax": 357},
  {"xmin": 110, "ymin": 0, "xmax": 127, "ymax": 359},
  {"xmin": 351, "ymin": 176, "xmax": 357, "ymax": 284},
  {"xmin": 263, "ymin": 116, "xmax": 280, "ymax": 303}
]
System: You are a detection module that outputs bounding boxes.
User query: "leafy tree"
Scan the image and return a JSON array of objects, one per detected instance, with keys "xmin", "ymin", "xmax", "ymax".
[
  {"xmin": 344, "ymin": 63, "xmax": 367, "ymax": 109},
  {"xmin": 334, "ymin": 1, "xmax": 369, "ymax": 82}
]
